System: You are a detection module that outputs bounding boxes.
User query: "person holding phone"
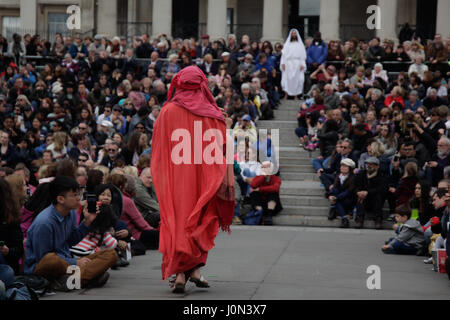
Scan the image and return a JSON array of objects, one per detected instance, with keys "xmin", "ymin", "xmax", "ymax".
[{"xmin": 24, "ymin": 176, "xmax": 118, "ymax": 291}]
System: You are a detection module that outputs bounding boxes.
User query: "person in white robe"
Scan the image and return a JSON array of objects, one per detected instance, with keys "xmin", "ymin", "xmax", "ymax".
[{"xmin": 280, "ymin": 29, "xmax": 307, "ymax": 99}]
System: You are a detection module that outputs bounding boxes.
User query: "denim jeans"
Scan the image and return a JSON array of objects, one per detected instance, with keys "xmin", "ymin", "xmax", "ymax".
[
  {"xmin": 295, "ymin": 127, "xmax": 307, "ymax": 138},
  {"xmin": 0, "ymin": 264, "xmax": 15, "ymax": 288},
  {"xmin": 242, "ymin": 168, "xmax": 258, "ymax": 196},
  {"xmin": 312, "ymin": 156, "xmax": 330, "ymax": 172},
  {"xmin": 383, "ymin": 238, "xmax": 417, "ymax": 255}
]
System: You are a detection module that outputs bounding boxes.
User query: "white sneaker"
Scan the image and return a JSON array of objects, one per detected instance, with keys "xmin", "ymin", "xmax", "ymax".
[{"xmin": 423, "ymin": 257, "xmax": 433, "ymax": 264}]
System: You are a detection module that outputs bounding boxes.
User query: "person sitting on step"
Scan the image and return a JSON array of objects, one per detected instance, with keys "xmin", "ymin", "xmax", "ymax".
[
  {"xmin": 248, "ymin": 161, "xmax": 283, "ymax": 226},
  {"xmin": 327, "ymin": 158, "xmax": 357, "ymax": 228}
]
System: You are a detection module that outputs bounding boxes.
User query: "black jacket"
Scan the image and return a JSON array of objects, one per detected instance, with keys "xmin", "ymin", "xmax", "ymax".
[
  {"xmin": 354, "ymin": 169, "xmax": 388, "ymax": 197},
  {"xmin": 317, "ymin": 129, "xmax": 338, "ymax": 158},
  {"xmin": 0, "ymin": 221, "xmax": 24, "ymax": 274}
]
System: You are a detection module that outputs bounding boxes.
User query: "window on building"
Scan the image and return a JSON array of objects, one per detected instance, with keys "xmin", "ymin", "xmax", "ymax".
[
  {"xmin": 298, "ymin": 0, "xmax": 320, "ymax": 38},
  {"xmin": 2, "ymin": 16, "xmax": 21, "ymax": 41},
  {"xmin": 227, "ymin": 8, "xmax": 234, "ymax": 35},
  {"xmin": 48, "ymin": 12, "xmax": 70, "ymax": 41}
]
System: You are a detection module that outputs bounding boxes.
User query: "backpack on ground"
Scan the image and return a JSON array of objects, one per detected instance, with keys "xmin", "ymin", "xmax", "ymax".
[
  {"xmin": 5, "ymin": 281, "xmax": 39, "ymax": 301},
  {"xmin": 14, "ymin": 275, "xmax": 51, "ymax": 296}
]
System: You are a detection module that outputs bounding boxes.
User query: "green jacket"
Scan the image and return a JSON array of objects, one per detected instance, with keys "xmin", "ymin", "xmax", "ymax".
[{"xmin": 134, "ymin": 178, "xmax": 160, "ymax": 220}]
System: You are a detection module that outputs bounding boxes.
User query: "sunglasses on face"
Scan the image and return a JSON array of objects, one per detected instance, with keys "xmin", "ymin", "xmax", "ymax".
[
  {"xmin": 107, "ymin": 148, "xmax": 118, "ymax": 152},
  {"xmin": 79, "ymin": 158, "xmax": 88, "ymax": 162}
]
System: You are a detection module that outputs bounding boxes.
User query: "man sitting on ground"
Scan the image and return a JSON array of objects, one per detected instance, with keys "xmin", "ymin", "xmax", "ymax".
[{"xmin": 24, "ymin": 176, "xmax": 118, "ymax": 291}]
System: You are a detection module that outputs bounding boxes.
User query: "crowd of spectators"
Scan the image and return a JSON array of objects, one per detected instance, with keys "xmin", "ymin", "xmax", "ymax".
[
  {"xmin": 300, "ymin": 32, "xmax": 449, "ymax": 279},
  {"xmin": 1, "ymin": 28, "xmax": 449, "ymax": 297},
  {"xmin": 0, "ymin": 30, "xmax": 286, "ymax": 297}
]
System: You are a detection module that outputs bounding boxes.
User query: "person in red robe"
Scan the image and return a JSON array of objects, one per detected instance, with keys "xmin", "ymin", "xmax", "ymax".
[{"xmin": 150, "ymin": 66, "xmax": 235, "ymax": 293}]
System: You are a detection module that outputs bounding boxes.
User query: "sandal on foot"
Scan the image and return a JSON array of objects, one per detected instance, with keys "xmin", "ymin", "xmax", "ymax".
[
  {"xmin": 189, "ymin": 275, "xmax": 210, "ymax": 288},
  {"xmin": 169, "ymin": 275, "xmax": 187, "ymax": 294}
]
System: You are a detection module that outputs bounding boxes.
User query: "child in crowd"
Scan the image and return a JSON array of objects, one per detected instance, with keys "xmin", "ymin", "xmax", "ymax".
[{"xmin": 382, "ymin": 204, "xmax": 426, "ymax": 255}]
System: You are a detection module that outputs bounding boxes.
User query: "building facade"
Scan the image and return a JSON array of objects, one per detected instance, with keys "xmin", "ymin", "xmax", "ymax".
[{"xmin": 1, "ymin": 0, "xmax": 449, "ymax": 44}]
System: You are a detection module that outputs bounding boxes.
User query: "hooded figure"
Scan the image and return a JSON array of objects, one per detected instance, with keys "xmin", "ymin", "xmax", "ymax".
[
  {"xmin": 151, "ymin": 66, "xmax": 235, "ymax": 292},
  {"xmin": 280, "ymin": 29, "xmax": 307, "ymax": 97}
]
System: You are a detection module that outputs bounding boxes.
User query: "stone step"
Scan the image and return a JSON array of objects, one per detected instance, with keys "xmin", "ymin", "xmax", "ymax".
[
  {"xmin": 258, "ymin": 120, "xmax": 298, "ymax": 129},
  {"xmin": 281, "ymin": 205, "xmax": 330, "ymax": 216},
  {"xmin": 280, "ymin": 194, "xmax": 329, "ymax": 207},
  {"xmin": 272, "ymin": 214, "xmax": 394, "ymax": 230},
  {"xmin": 278, "ymin": 147, "xmax": 317, "ymax": 159},
  {"xmin": 280, "ymin": 164, "xmax": 317, "ymax": 173},
  {"xmin": 279, "ymin": 172, "xmax": 320, "ymax": 181},
  {"xmin": 280, "ymin": 158, "xmax": 319, "ymax": 167},
  {"xmin": 273, "ymin": 111, "xmax": 298, "ymax": 121},
  {"xmin": 280, "ymin": 180, "xmax": 323, "ymax": 196}
]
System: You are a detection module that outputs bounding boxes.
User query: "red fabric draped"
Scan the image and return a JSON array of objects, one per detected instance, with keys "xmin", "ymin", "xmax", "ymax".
[
  {"xmin": 166, "ymin": 65, "xmax": 225, "ymax": 123},
  {"xmin": 151, "ymin": 101, "xmax": 235, "ymax": 280}
]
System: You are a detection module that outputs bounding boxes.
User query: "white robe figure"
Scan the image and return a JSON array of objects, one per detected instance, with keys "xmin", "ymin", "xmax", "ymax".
[{"xmin": 280, "ymin": 29, "xmax": 307, "ymax": 96}]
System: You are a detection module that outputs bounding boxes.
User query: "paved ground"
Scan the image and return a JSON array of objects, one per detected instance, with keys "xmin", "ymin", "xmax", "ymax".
[{"xmin": 43, "ymin": 226, "xmax": 450, "ymax": 300}]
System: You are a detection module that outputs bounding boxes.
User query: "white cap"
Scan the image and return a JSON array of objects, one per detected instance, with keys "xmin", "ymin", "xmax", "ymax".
[{"xmin": 101, "ymin": 120, "xmax": 113, "ymax": 128}]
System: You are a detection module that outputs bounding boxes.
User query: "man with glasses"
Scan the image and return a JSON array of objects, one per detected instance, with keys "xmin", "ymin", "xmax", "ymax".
[
  {"xmin": 24, "ymin": 176, "xmax": 118, "ymax": 291},
  {"xmin": 318, "ymin": 139, "xmax": 357, "ymax": 194},
  {"xmin": 77, "ymin": 152, "xmax": 89, "ymax": 168},
  {"xmin": 96, "ymin": 105, "xmax": 112, "ymax": 125},
  {"xmin": 100, "ymin": 142, "xmax": 124, "ymax": 170}
]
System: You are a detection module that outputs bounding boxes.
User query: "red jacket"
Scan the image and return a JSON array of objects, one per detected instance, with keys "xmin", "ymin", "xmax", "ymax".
[
  {"xmin": 250, "ymin": 175, "xmax": 282, "ymax": 194},
  {"xmin": 384, "ymin": 95, "xmax": 404, "ymax": 108}
]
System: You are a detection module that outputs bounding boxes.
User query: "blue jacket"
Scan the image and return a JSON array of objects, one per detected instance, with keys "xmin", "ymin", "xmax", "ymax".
[
  {"xmin": 307, "ymin": 41, "xmax": 328, "ymax": 66},
  {"xmin": 69, "ymin": 43, "xmax": 88, "ymax": 59},
  {"xmin": 24, "ymin": 205, "xmax": 91, "ymax": 274}
]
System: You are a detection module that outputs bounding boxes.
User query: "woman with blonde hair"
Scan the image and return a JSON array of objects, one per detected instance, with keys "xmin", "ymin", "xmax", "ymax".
[
  {"xmin": 384, "ymin": 86, "xmax": 405, "ymax": 109},
  {"xmin": 123, "ymin": 166, "xmax": 139, "ymax": 178},
  {"xmin": 46, "ymin": 131, "xmax": 68, "ymax": 161},
  {"xmin": 358, "ymin": 139, "xmax": 385, "ymax": 170}
]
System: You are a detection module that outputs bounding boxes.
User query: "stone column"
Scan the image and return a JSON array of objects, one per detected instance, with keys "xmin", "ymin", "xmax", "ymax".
[
  {"xmin": 319, "ymin": 0, "xmax": 340, "ymax": 42},
  {"xmin": 262, "ymin": 0, "xmax": 283, "ymax": 43},
  {"xmin": 436, "ymin": 0, "xmax": 450, "ymax": 39},
  {"xmin": 20, "ymin": 0, "xmax": 37, "ymax": 35},
  {"xmin": 377, "ymin": 0, "xmax": 398, "ymax": 43},
  {"xmin": 152, "ymin": 0, "xmax": 172, "ymax": 39},
  {"xmin": 97, "ymin": 0, "xmax": 118, "ymax": 37},
  {"xmin": 207, "ymin": 0, "xmax": 227, "ymax": 40}
]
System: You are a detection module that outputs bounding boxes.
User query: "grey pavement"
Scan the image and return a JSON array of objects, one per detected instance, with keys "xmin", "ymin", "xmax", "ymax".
[{"xmin": 43, "ymin": 226, "xmax": 450, "ymax": 300}]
